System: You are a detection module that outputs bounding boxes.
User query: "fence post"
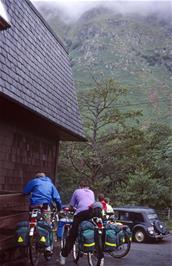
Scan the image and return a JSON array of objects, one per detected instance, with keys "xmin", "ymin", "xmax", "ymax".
[{"xmin": 167, "ymin": 208, "xmax": 171, "ymax": 220}]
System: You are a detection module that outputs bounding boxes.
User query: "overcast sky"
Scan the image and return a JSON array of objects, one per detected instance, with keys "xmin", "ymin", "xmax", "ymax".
[
  {"xmin": 30, "ymin": 0, "xmax": 172, "ymax": 19},
  {"xmin": 31, "ymin": 0, "xmax": 169, "ymax": 2}
]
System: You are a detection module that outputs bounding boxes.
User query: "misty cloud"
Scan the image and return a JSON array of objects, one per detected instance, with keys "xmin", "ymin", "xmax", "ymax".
[{"xmin": 32, "ymin": 1, "xmax": 172, "ymax": 21}]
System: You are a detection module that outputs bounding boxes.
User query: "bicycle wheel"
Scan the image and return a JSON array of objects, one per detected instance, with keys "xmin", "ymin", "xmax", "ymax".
[
  {"xmin": 87, "ymin": 231, "xmax": 104, "ymax": 266},
  {"xmin": 109, "ymin": 240, "xmax": 131, "ymax": 258},
  {"xmin": 60, "ymin": 225, "xmax": 69, "ymax": 249},
  {"xmin": 29, "ymin": 236, "xmax": 41, "ymax": 266},
  {"xmin": 73, "ymin": 239, "xmax": 82, "ymax": 263},
  {"xmin": 87, "ymin": 252, "xmax": 100, "ymax": 266}
]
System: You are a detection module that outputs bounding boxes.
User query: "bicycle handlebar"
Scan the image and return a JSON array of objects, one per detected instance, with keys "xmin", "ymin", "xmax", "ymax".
[{"xmin": 60, "ymin": 207, "xmax": 75, "ymax": 214}]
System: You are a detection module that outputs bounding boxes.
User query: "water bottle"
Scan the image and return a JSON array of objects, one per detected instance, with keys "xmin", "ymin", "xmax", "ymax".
[{"xmin": 57, "ymin": 218, "xmax": 66, "ymax": 239}]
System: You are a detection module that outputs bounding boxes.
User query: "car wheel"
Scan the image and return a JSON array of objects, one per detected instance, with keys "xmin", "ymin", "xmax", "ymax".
[{"xmin": 134, "ymin": 229, "xmax": 146, "ymax": 243}]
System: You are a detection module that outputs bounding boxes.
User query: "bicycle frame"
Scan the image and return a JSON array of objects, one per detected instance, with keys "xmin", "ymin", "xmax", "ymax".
[
  {"xmin": 28, "ymin": 206, "xmax": 57, "ymax": 266},
  {"xmin": 29, "ymin": 209, "xmax": 41, "ymax": 236},
  {"xmin": 57, "ymin": 208, "xmax": 74, "ymax": 248},
  {"xmin": 74, "ymin": 216, "xmax": 104, "ymax": 266},
  {"xmin": 91, "ymin": 217, "xmax": 104, "ymax": 230},
  {"xmin": 91, "ymin": 217, "xmax": 104, "ymax": 261},
  {"xmin": 50, "ymin": 207, "xmax": 59, "ymax": 232},
  {"xmin": 57, "ymin": 207, "xmax": 81, "ymax": 263}
]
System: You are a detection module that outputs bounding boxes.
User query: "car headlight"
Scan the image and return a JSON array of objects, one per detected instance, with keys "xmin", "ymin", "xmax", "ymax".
[{"xmin": 148, "ymin": 226, "xmax": 154, "ymax": 234}]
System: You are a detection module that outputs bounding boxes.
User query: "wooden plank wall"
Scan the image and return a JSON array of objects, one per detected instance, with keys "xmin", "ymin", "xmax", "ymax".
[
  {"xmin": 0, "ymin": 118, "xmax": 58, "ymax": 191},
  {"xmin": 0, "ymin": 193, "xmax": 28, "ymax": 251},
  {"xmin": 0, "ymin": 97, "xmax": 60, "ymax": 255}
]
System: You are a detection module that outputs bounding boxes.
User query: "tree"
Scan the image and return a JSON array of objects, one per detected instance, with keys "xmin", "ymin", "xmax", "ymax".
[
  {"xmin": 116, "ymin": 169, "xmax": 171, "ymax": 209},
  {"xmin": 114, "ymin": 124, "xmax": 172, "ymax": 209},
  {"xmin": 58, "ymin": 78, "xmax": 172, "ymax": 209},
  {"xmin": 58, "ymin": 78, "xmax": 142, "ymax": 198}
]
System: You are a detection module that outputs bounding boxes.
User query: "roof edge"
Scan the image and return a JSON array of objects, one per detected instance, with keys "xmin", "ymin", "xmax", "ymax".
[
  {"xmin": 25, "ymin": 0, "xmax": 69, "ymax": 54},
  {"xmin": 0, "ymin": 92, "xmax": 87, "ymax": 142}
]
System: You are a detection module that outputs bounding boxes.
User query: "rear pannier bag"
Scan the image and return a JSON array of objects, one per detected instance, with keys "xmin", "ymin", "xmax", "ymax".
[
  {"xmin": 117, "ymin": 224, "xmax": 132, "ymax": 244},
  {"xmin": 104, "ymin": 223, "xmax": 120, "ymax": 251},
  {"xmin": 16, "ymin": 221, "xmax": 29, "ymax": 247},
  {"xmin": 78, "ymin": 220, "xmax": 95, "ymax": 253},
  {"xmin": 104, "ymin": 223, "xmax": 132, "ymax": 251},
  {"xmin": 123, "ymin": 225, "xmax": 132, "ymax": 242},
  {"xmin": 116, "ymin": 229, "xmax": 126, "ymax": 246},
  {"xmin": 36, "ymin": 221, "xmax": 53, "ymax": 248}
]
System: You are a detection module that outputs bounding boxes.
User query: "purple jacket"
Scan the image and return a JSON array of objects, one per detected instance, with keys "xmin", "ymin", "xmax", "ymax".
[{"xmin": 70, "ymin": 187, "xmax": 95, "ymax": 215}]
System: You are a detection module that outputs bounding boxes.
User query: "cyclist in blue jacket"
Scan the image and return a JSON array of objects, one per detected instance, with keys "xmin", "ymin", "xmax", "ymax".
[
  {"xmin": 23, "ymin": 172, "xmax": 62, "ymax": 257},
  {"xmin": 23, "ymin": 172, "xmax": 62, "ymax": 211}
]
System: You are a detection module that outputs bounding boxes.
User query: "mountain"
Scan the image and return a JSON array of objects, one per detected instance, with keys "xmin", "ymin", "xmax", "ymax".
[{"xmin": 35, "ymin": 3, "xmax": 172, "ymax": 126}]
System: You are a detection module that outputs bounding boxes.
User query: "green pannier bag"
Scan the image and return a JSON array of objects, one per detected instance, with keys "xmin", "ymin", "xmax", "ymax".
[
  {"xmin": 78, "ymin": 220, "xmax": 95, "ymax": 253},
  {"xmin": 36, "ymin": 221, "xmax": 53, "ymax": 248},
  {"xmin": 104, "ymin": 223, "xmax": 120, "ymax": 251},
  {"xmin": 16, "ymin": 221, "xmax": 29, "ymax": 247},
  {"xmin": 116, "ymin": 229, "xmax": 125, "ymax": 246},
  {"xmin": 116, "ymin": 225, "xmax": 132, "ymax": 246},
  {"xmin": 123, "ymin": 226, "xmax": 132, "ymax": 242}
]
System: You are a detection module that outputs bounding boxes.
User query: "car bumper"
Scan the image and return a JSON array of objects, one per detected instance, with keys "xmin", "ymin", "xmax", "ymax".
[{"xmin": 148, "ymin": 232, "xmax": 170, "ymax": 240}]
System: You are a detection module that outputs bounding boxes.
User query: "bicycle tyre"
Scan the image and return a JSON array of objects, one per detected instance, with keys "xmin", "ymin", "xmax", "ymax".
[
  {"xmin": 109, "ymin": 236, "xmax": 131, "ymax": 258},
  {"xmin": 29, "ymin": 236, "xmax": 41, "ymax": 266},
  {"xmin": 60, "ymin": 225, "xmax": 69, "ymax": 250},
  {"xmin": 88, "ymin": 252, "xmax": 99, "ymax": 266},
  {"xmin": 87, "ymin": 231, "xmax": 104, "ymax": 266},
  {"xmin": 73, "ymin": 240, "xmax": 80, "ymax": 261}
]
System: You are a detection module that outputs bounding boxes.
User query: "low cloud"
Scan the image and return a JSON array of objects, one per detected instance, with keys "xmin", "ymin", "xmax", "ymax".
[{"xmin": 32, "ymin": 1, "xmax": 172, "ymax": 21}]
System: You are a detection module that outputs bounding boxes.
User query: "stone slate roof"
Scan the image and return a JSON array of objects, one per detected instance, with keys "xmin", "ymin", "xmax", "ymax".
[{"xmin": 0, "ymin": 0, "xmax": 85, "ymax": 140}]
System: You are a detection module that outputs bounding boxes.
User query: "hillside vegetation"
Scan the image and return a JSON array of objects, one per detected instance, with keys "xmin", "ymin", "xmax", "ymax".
[
  {"xmin": 37, "ymin": 4, "xmax": 172, "ymax": 126},
  {"xmin": 36, "ymin": 3, "xmax": 172, "ymax": 209}
]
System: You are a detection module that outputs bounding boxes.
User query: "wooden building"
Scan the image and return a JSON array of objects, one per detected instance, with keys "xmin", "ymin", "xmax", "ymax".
[{"xmin": 0, "ymin": 0, "xmax": 85, "ymax": 262}]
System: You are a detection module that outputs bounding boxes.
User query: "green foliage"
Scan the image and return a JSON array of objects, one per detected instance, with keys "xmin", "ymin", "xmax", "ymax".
[
  {"xmin": 58, "ymin": 78, "xmax": 172, "ymax": 209},
  {"xmin": 114, "ymin": 124, "xmax": 172, "ymax": 209},
  {"xmin": 116, "ymin": 170, "xmax": 170, "ymax": 209},
  {"xmin": 166, "ymin": 219, "xmax": 172, "ymax": 230},
  {"xmin": 38, "ymin": 5, "xmax": 172, "ymax": 126},
  {"xmin": 59, "ymin": 78, "xmax": 142, "ymax": 198},
  {"xmin": 38, "ymin": 5, "xmax": 172, "ymax": 207}
]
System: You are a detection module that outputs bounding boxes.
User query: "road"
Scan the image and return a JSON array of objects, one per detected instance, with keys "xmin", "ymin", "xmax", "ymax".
[{"xmin": 40, "ymin": 235, "xmax": 172, "ymax": 266}]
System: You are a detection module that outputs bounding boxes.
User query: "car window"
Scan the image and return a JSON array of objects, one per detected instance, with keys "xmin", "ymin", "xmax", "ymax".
[
  {"xmin": 119, "ymin": 211, "xmax": 130, "ymax": 221},
  {"xmin": 147, "ymin": 213, "xmax": 158, "ymax": 220},
  {"xmin": 113, "ymin": 211, "xmax": 119, "ymax": 220},
  {"xmin": 129, "ymin": 212, "xmax": 144, "ymax": 222}
]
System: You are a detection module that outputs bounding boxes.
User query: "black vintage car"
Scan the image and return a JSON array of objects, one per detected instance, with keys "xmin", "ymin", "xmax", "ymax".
[{"xmin": 113, "ymin": 206, "xmax": 169, "ymax": 243}]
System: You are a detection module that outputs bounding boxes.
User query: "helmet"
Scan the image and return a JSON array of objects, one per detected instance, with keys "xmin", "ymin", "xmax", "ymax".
[{"xmin": 91, "ymin": 202, "xmax": 103, "ymax": 209}]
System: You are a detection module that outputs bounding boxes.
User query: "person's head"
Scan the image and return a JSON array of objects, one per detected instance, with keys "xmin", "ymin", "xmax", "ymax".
[
  {"xmin": 90, "ymin": 202, "xmax": 103, "ymax": 218},
  {"xmin": 79, "ymin": 179, "xmax": 89, "ymax": 188},
  {"xmin": 98, "ymin": 193, "xmax": 105, "ymax": 201},
  {"xmin": 91, "ymin": 201, "xmax": 103, "ymax": 209},
  {"xmin": 35, "ymin": 172, "xmax": 46, "ymax": 178}
]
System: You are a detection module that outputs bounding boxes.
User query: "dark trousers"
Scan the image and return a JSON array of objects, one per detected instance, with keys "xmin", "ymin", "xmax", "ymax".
[{"xmin": 61, "ymin": 210, "xmax": 91, "ymax": 257}]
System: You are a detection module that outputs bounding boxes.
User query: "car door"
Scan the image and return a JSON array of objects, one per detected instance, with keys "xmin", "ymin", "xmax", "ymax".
[{"xmin": 118, "ymin": 211, "xmax": 133, "ymax": 229}]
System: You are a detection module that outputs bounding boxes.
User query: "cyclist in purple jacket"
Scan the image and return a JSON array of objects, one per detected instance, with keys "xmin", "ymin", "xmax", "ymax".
[{"xmin": 59, "ymin": 179, "xmax": 95, "ymax": 265}]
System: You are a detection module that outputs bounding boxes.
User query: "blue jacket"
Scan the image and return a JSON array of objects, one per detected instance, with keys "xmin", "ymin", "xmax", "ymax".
[{"xmin": 23, "ymin": 176, "xmax": 62, "ymax": 210}]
